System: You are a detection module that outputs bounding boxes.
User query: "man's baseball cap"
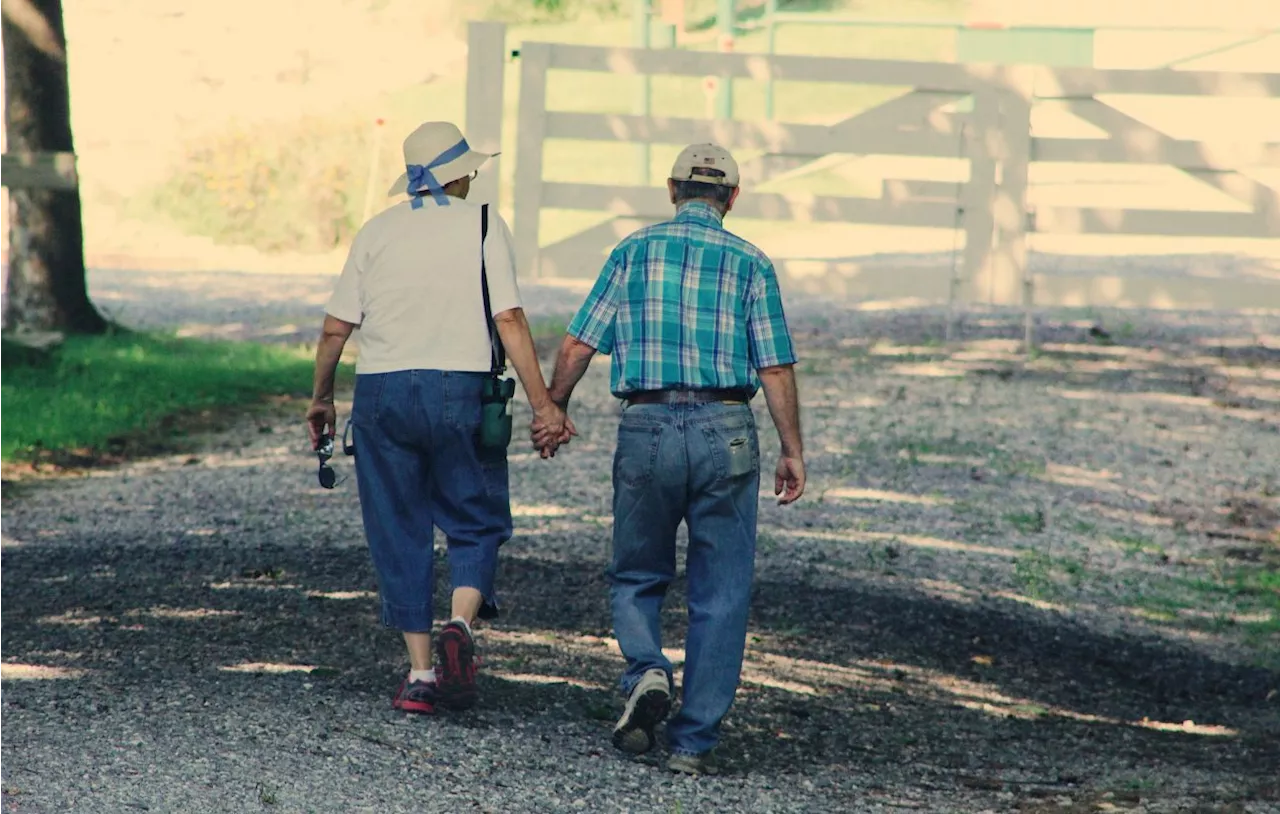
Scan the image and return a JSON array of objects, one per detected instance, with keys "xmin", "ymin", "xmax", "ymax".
[{"xmin": 670, "ymin": 143, "xmax": 739, "ymax": 187}]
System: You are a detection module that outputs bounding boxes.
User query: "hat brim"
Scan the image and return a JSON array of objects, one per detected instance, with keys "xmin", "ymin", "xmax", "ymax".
[
  {"xmin": 670, "ymin": 173, "xmax": 739, "ymax": 187},
  {"xmin": 386, "ymin": 150, "xmax": 499, "ymax": 197}
]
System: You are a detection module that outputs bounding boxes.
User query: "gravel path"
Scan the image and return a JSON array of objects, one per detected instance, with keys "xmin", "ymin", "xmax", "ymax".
[{"xmin": 3, "ymin": 268, "xmax": 1280, "ymax": 813}]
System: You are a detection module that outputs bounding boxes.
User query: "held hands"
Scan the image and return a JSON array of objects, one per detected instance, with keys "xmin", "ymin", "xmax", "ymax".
[
  {"xmin": 775, "ymin": 455, "xmax": 806, "ymax": 505},
  {"xmin": 531, "ymin": 402, "xmax": 577, "ymax": 459},
  {"xmin": 306, "ymin": 399, "xmax": 337, "ymax": 450}
]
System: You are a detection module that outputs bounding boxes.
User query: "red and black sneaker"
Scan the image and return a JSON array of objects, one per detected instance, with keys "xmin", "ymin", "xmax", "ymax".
[
  {"xmin": 392, "ymin": 678, "xmax": 438, "ymax": 715},
  {"xmin": 435, "ymin": 621, "xmax": 478, "ymax": 711}
]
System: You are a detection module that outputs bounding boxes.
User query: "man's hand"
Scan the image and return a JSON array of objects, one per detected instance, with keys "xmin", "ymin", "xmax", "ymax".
[
  {"xmin": 531, "ymin": 403, "xmax": 576, "ymax": 458},
  {"xmin": 306, "ymin": 399, "xmax": 337, "ymax": 450},
  {"xmin": 758, "ymin": 364, "xmax": 804, "ymax": 504},
  {"xmin": 775, "ymin": 455, "xmax": 806, "ymax": 505}
]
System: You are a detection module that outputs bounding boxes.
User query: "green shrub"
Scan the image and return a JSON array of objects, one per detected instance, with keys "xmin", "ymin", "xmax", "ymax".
[
  {"xmin": 483, "ymin": 0, "xmax": 623, "ymax": 23},
  {"xmin": 150, "ymin": 115, "xmax": 375, "ymax": 253}
]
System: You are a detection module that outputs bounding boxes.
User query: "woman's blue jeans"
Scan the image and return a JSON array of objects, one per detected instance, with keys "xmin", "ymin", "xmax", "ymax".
[{"xmin": 351, "ymin": 370, "xmax": 511, "ymax": 632}]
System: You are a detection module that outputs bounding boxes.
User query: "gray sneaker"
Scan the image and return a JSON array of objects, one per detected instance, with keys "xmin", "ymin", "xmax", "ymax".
[
  {"xmin": 612, "ymin": 668, "xmax": 671, "ymax": 754},
  {"xmin": 667, "ymin": 750, "xmax": 720, "ymax": 776}
]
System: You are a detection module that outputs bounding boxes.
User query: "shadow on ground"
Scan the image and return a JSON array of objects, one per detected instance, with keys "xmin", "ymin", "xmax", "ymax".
[{"xmin": 3, "ymin": 534, "xmax": 1277, "ymax": 803}]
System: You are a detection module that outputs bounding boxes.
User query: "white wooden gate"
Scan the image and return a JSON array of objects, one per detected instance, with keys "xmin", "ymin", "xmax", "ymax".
[
  {"xmin": 509, "ymin": 42, "xmax": 1016, "ymax": 307},
  {"xmin": 462, "ymin": 23, "xmax": 1280, "ymax": 321},
  {"xmin": 1018, "ymin": 68, "xmax": 1280, "ymax": 311}
]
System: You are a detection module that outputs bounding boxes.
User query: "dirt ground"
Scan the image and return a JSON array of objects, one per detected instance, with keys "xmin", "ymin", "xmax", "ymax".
[{"xmin": 2, "ymin": 272, "xmax": 1279, "ymax": 813}]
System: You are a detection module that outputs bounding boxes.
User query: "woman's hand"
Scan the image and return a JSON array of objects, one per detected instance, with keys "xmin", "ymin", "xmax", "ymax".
[
  {"xmin": 531, "ymin": 403, "xmax": 576, "ymax": 458},
  {"xmin": 306, "ymin": 399, "xmax": 337, "ymax": 449}
]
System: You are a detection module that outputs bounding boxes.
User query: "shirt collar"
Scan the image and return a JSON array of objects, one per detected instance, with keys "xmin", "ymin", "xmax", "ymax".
[{"xmin": 674, "ymin": 201, "xmax": 725, "ymax": 228}]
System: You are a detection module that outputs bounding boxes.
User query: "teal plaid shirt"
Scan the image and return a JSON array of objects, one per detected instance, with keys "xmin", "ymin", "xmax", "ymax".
[{"xmin": 567, "ymin": 201, "xmax": 798, "ymax": 397}]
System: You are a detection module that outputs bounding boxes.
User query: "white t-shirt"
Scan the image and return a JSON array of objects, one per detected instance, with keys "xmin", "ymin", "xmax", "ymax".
[{"xmin": 325, "ymin": 198, "xmax": 522, "ymax": 374}]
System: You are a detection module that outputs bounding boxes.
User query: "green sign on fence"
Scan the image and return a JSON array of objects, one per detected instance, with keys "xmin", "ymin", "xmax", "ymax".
[{"xmin": 956, "ymin": 26, "xmax": 1095, "ymax": 67}]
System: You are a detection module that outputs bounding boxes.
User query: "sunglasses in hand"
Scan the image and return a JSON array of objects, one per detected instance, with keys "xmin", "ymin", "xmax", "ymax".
[{"xmin": 316, "ymin": 433, "xmax": 339, "ymax": 489}]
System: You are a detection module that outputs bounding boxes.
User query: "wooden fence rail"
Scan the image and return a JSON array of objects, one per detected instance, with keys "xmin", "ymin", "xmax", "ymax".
[
  {"xmin": 1, "ymin": 151, "xmax": 79, "ymax": 191},
  {"xmin": 2, "ymin": 151, "xmax": 80, "ymax": 279}
]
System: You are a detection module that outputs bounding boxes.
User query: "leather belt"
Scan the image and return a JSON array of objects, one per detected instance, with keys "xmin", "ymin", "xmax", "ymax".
[{"xmin": 624, "ymin": 388, "xmax": 751, "ymax": 406}]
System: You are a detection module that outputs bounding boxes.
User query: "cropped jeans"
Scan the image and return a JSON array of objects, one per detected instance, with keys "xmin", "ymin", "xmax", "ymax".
[{"xmin": 351, "ymin": 370, "xmax": 511, "ymax": 632}]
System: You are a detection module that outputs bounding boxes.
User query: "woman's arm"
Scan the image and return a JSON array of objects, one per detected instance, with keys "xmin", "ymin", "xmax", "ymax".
[{"xmin": 306, "ymin": 315, "xmax": 356, "ymax": 448}]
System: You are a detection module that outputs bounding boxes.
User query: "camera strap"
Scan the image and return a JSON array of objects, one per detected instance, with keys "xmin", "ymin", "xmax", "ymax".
[{"xmin": 480, "ymin": 204, "xmax": 506, "ymax": 376}]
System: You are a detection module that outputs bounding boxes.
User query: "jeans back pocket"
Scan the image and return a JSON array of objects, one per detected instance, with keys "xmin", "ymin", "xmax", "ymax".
[
  {"xmin": 615, "ymin": 425, "xmax": 662, "ymax": 488},
  {"xmin": 706, "ymin": 423, "xmax": 758, "ymax": 481}
]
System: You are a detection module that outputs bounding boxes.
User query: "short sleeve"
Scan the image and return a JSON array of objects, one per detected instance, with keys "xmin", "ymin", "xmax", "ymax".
[
  {"xmin": 746, "ymin": 259, "xmax": 797, "ymax": 369},
  {"xmin": 326, "ymin": 235, "xmax": 364, "ymax": 324},
  {"xmin": 567, "ymin": 247, "xmax": 625, "ymax": 355},
  {"xmin": 483, "ymin": 208, "xmax": 522, "ymax": 315}
]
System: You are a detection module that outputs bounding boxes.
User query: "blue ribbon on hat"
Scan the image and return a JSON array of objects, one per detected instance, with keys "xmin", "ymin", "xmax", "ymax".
[{"xmin": 407, "ymin": 137, "xmax": 472, "ymax": 209}]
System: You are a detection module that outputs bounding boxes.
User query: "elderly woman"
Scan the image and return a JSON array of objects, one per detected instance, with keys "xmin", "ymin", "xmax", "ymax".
[{"xmin": 306, "ymin": 121, "xmax": 569, "ymax": 714}]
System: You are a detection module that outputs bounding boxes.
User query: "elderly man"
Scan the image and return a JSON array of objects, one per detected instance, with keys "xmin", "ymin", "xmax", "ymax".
[
  {"xmin": 537, "ymin": 144, "xmax": 805, "ymax": 774},
  {"xmin": 308, "ymin": 121, "xmax": 568, "ymax": 716}
]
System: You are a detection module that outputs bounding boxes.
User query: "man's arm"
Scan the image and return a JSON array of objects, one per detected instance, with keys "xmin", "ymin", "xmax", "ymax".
[
  {"xmin": 307, "ymin": 315, "xmax": 356, "ymax": 449},
  {"xmin": 530, "ymin": 335, "xmax": 596, "ymax": 451},
  {"xmin": 551, "ymin": 247, "xmax": 622, "ymax": 407},
  {"xmin": 547, "ymin": 335, "xmax": 598, "ymax": 409},
  {"xmin": 758, "ymin": 363, "xmax": 802, "ymax": 455},
  {"xmin": 745, "ymin": 257, "xmax": 803, "ymax": 504},
  {"xmin": 492, "ymin": 307, "xmax": 571, "ymax": 452},
  {"xmin": 758, "ymin": 364, "xmax": 804, "ymax": 504}
]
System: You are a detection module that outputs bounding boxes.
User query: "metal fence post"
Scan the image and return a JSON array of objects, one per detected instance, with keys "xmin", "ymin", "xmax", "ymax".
[
  {"xmin": 634, "ymin": 0, "xmax": 652, "ymax": 184},
  {"xmin": 764, "ymin": 0, "xmax": 779, "ymax": 120},
  {"xmin": 360, "ymin": 118, "xmax": 387, "ymax": 224},
  {"xmin": 716, "ymin": 0, "xmax": 735, "ymax": 119}
]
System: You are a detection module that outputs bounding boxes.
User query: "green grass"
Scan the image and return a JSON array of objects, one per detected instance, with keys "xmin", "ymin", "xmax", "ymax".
[
  {"xmin": 257, "ymin": 783, "xmax": 279, "ymax": 807},
  {"xmin": 1, "ymin": 333, "xmax": 346, "ymax": 462},
  {"xmin": 1012, "ymin": 550, "xmax": 1085, "ymax": 600},
  {"xmin": 1179, "ymin": 569, "xmax": 1280, "ymax": 609},
  {"xmin": 1122, "ymin": 566, "xmax": 1279, "ymax": 648},
  {"xmin": 758, "ymin": 531, "xmax": 780, "ymax": 554},
  {"xmin": 1113, "ymin": 532, "xmax": 1167, "ymax": 560},
  {"xmin": 898, "ymin": 435, "xmax": 996, "ymax": 460},
  {"xmin": 1004, "ymin": 508, "xmax": 1047, "ymax": 534}
]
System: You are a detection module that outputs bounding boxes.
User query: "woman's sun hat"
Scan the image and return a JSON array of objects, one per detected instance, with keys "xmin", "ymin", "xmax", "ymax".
[{"xmin": 386, "ymin": 121, "xmax": 497, "ymax": 206}]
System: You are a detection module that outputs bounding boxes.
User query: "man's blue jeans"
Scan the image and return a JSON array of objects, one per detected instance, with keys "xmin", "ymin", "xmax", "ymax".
[
  {"xmin": 351, "ymin": 370, "xmax": 511, "ymax": 632},
  {"xmin": 609, "ymin": 402, "xmax": 760, "ymax": 757}
]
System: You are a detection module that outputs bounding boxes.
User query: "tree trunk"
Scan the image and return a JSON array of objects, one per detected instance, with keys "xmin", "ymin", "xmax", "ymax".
[{"xmin": 2, "ymin": 0, "xmax": 106, "ymax": 334}]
